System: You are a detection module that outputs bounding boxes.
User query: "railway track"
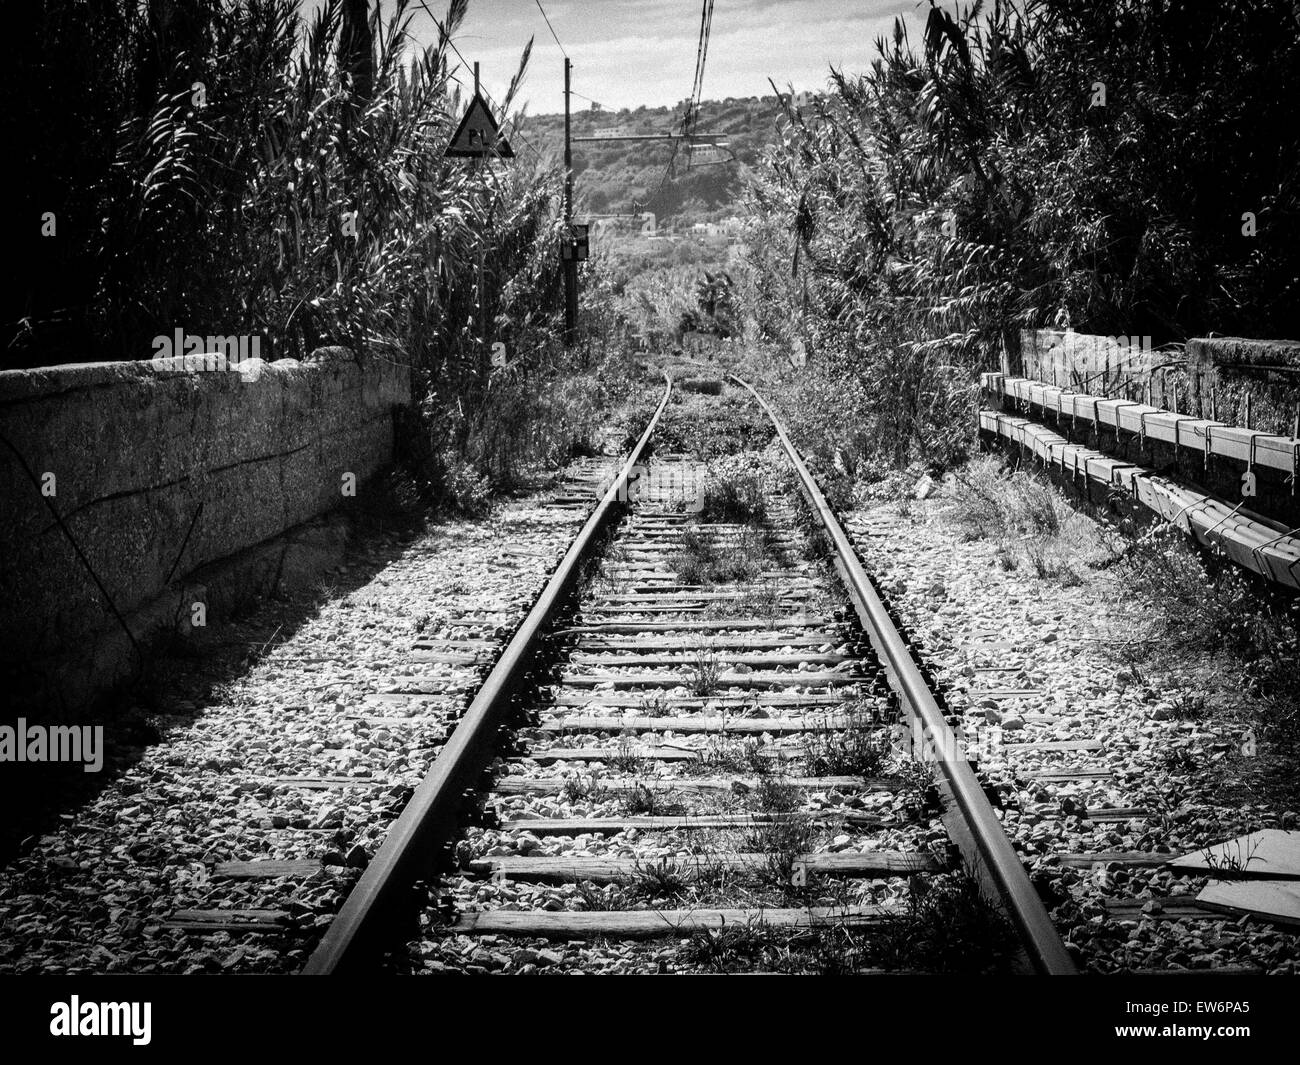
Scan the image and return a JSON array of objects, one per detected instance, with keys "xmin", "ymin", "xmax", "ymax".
[{"xmin": 304, "ymin": 373, "xmax": 1076, "ymax": 975}]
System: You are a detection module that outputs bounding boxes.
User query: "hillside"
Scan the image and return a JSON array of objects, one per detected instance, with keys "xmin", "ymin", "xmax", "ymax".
[{"xmin": 520, "ymin": 95, "xmax": 786, "ymax": 224}]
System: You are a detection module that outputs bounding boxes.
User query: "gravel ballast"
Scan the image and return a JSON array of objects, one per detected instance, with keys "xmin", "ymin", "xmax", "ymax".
[
  {"xmin": 844, "ymin": 491, "xmax": 1300, "ymax": 974},
  {"xmin": 0, "ymin": 457, "xmax": 617, "ymax": 974}
]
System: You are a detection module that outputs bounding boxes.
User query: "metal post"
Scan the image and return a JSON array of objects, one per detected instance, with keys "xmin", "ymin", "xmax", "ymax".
[
  {"xmin": 1293, "ymin": 405, "xmax": 1299, "ymax": 496},
  {"xmin": 477, "ymin": 240, "xmax": 486, "ymax": 356},
  {"xmin": 474, "ymin": 66, "xmax": 487, "ymax": 363},
  {"xmin": 563, "ymin": 57, "xmax": 578, "ymax": 346}
]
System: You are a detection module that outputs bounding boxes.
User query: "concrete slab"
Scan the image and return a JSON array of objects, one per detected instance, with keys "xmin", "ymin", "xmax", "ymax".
[
  {"xmin": 1196, "ymin": 880, "xmax": 1300, "ymax": 928},
  {"xmin": 1171, "ymin": 830, "xmax": 1300, "ymax": 879}
]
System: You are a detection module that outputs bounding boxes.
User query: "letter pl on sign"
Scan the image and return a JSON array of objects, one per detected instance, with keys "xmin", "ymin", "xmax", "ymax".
[{"xmin": 444, "ymin": 92, "xmax": 514, "ymax": 159}]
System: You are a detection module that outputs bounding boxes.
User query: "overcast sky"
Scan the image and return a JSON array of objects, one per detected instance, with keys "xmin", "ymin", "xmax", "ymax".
[{"xmin": 392, "ymin": 1, "xmax": 930, "ymax": 115}]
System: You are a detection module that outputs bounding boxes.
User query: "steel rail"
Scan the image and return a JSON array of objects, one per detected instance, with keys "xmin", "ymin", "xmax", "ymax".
[
  {"xmin": 730, "ymin": 374, "xmax": 1078, "ymax": 976},
  {"xmin": 303, "ymin": 373, "xmax": 673, "ymax": 974}
]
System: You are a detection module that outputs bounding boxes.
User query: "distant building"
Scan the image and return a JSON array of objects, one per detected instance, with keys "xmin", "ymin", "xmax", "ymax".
[
  {"xmin": 691, "ymin": 219, "xmax": 740, "ymax": 239},
  {"xmin": 682, "ymin": 330, "xmax": 720, "ymax": 355},
  {"xmin": 588, "ymin": 212, "xmax": 656, "ymax": 239}
]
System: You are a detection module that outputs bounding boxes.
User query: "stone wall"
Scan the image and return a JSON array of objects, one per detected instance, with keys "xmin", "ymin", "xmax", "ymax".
[{"xmin": 0, "ymin": 349, "xmax": 410, "ymax": 714}]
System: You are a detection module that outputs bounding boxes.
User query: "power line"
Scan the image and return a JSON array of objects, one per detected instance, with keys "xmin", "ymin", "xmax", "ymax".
[
  {"xmin": 689, "ymin": 2, "xmax": 710, "ymax": 110},
  {"xmin": 653, "ymin": 138, "xmax": 682, "ymax": 200},
  {"xmin": 688, "ymin": 1, "xmax": 714, "ymax": 129},
  {"xmin": 534, "ymin": 0, "xmax": 567, "ymax": 59},
  {"xmin": 684, "ymin": 0, "xmax": 715, "ymax": 153},
  {"xmin": 528, "ymin": 3, "xmax": 605, "ymax": 112},
  {"xmin": 630, "ymin": 132, "xmax": 682, "ymax": 217},
  {"xmin": 636, "ymin": 0, "xmax": 714, "ymax": 200}
]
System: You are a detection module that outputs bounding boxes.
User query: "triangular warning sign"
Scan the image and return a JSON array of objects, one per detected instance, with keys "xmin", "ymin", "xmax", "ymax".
[{"xmin": 444, "ymin": 92, "xmax": 514, "ymax": 159}]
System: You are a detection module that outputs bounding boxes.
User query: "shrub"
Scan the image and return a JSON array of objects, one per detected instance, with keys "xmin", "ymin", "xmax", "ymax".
[
  {"xmin": 737, "ymin": 0, "xmax": 1300, "ymax": 469},
  {"xmin": 9, "ymin": 0, "xmax": 624, "ymax": 511}
]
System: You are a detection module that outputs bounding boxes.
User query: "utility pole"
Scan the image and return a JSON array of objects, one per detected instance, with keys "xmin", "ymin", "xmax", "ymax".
[
  {"xmin": 475, "ymin": 63, "xmax": 488, "ymax": 359},
  {"xmin": 563, "ymin": 57, "xmax": 577, "ymax": 347}
]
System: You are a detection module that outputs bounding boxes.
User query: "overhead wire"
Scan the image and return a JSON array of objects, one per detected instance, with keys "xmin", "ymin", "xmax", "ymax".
[
  {"xmin": 686, "ymin": 0, "xmax": 715, "ymax": 139},
  {"xmin": 528, "ymin": 1, "xmax": 607, "ymax": 143},
  {"xmin": 682, "ymin": 0, "xmax": 715, "ymax": 167},
  {"xmin": 632, "ymin": 0, "xmax": 714, "ymax": 207},
  {"xmin": 534, "ymin": 0, "xmax": 568, "ymax": 59}
]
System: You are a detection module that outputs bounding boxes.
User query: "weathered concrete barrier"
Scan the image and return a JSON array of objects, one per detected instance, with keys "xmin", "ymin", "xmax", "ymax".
[
  {"xmin": 1186, "ymin": 336, "xmax": 1300, "ymax": 378},
  {"xmin": 0, "ymin": 348, "xmax": 410, "ymax": 715},
  {"xmin": 984, "ymin": 373, "xmax": 1300, "ymax": 530}
]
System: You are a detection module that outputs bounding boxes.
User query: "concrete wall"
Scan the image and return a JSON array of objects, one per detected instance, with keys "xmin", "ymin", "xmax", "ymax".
[
  {"xmin": 1185, "ymin": 336, "xmax": 1300, "ymax": 438},
  {"xmin": 0, "ymin": 348, "xmax": 410, "ymax": 714}
]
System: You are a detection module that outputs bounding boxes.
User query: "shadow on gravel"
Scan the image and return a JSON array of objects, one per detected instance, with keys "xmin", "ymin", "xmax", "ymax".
[{"xmin": 0, "ymin": 471, "xmax": 433, "ymax": 865}]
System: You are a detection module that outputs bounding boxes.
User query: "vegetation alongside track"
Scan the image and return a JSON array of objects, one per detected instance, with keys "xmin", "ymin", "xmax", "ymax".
[
  {"xmin": 10, "ymin": 0, "xmax": 638, "ymax": 511},
  {"xmin": 735, "ymin": 0, "xmax": 1300, "ymax": 473}
]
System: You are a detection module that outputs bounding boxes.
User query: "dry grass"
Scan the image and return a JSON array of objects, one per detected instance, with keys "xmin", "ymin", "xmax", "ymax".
[
  {"xmin": 802, "ymin": 708, "xmax": 890, "ymax": 777},
  {"xmin": 671, "ymin": 526, "xmax": 770, "ymax": 586},
  {"xmin": 949, "ymin": 455, "xmax": 1071, "ymax": 541},
  {"xmin": 700, "ymin": 459, "xmax": 769, "ymax": 524},
  {"xmin": 1117, "ymin": 522, "xmax": 1300, "ymax": 741},
  {"xmin": 860, "ymin": 871, "xmax": 1018, "ymax": 974},
  {"xmin": 688, "ymin": 642, "xmax": 721, "ymax": 696},
  {"xmin": 946, "ymin": 454, "xmax": 1110, "ymax": 584}
]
